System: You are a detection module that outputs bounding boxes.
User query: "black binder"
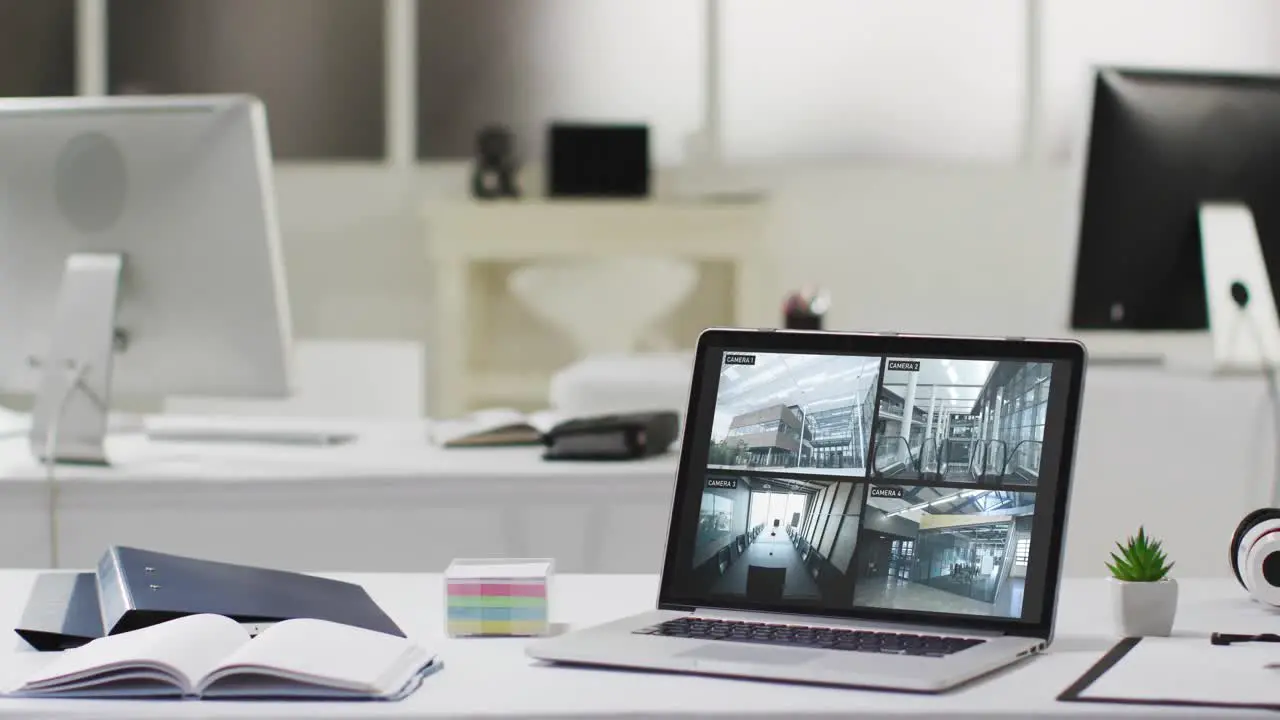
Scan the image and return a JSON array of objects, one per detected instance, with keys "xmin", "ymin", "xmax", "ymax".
[
  {"xmin": 542, "ymin": 411, "xmax": 679, "ymax": 460},
  {"xmin": 15, "ymin": 572, "xmax": 104, "ymax": 651},
  {"xmin": 16, "ymin": 546, "xmax": 404, "ymax": 651}
]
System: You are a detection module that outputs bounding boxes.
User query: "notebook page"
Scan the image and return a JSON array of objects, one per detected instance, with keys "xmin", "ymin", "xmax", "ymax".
[
  {"xmin": 203, "ymin": 618, "xmax": 423, "ymax": 695},
  {"xmin": 527, "ymin": 410, "xmax": 565, "ymax": 435},
  {"xmin": 1082, "ymin": 638, "xmax": 1280, "ymax": 705},
  {"xmin": 21, "ymin": 614, "xmax": 247, "ymax": 693},
  {"xmin": 430, "ymin": 408, "xmax": 529, "ymax": 445}
]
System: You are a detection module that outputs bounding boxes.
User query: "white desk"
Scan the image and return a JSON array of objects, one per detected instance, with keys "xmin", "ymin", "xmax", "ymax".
[
  {"xmin": 0, "ymin": 365, "xmax": 1272, "ymax": 577},
  {"xmin": 0, "ymin": 420, "xmax": 678, "ymax": 573},
  {"xmin": 0, "ymin": 571, "xmax": 1268, "ymax": 718}
]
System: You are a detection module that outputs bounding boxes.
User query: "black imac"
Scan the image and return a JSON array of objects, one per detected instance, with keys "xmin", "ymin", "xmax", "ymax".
[{"xmin": 1069, "ymin": 67, "xmax": 1280, "ymax": 331}]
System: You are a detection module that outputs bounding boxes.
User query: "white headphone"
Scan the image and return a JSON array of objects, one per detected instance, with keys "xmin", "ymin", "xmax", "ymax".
[{"xmin": 1231, "ymin": 509, "xmax": 1280, "ymax": 605}]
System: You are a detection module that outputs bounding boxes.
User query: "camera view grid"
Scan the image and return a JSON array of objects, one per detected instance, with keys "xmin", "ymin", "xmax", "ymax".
[{"xmin": 685, "ymin": 352, "xmax": 1053, "ymax": 620}]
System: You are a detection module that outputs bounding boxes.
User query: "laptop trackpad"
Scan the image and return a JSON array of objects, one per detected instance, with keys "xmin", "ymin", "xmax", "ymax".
[{"xmin": 678, "ymin": 643, "xmax": 821, "ymax": 666}]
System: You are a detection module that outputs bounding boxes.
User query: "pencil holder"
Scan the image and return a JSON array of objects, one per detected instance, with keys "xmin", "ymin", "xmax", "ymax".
[{"xmin": 444, "ymin": 558, "xmax": 553, "ymax": 638}]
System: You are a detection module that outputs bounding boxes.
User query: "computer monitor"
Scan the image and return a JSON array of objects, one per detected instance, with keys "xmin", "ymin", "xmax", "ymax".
[
  {"xmin": 0, "ymin": 95, "xmax": 292, "ymax": 464},
  {"xmin": 1070, "ymin": 68, "xmax": 1280, "ymax": 359}
]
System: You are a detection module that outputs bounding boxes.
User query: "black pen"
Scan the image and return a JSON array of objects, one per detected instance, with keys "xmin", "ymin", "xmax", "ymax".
[{"xmin": 1210, "ymin": 632, "xmax": 1280, "ymax": 646}]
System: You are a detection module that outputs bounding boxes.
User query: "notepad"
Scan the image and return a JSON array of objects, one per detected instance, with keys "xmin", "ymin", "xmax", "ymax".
[
  {"xmin": 445, "ymin": 559, "xmax": 552, "ymax": 637},
  {"xmin": 10, "ymin": 614, "xmax": 438, "ymax": 701},
  {"xmin": 1061, "ymin": 636, "xmax": 1280, "ymax": 712}
]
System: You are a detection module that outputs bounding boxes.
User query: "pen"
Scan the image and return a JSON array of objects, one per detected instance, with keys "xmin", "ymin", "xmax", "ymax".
[{"xmin": 1210, "ymin": 632, "xmax": 1280, "ymax": 645}]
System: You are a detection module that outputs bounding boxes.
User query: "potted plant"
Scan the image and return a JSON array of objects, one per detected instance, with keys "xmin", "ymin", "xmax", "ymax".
[{"xmin": 1107, "ymin": 527, "xmax": 1177, "ymax": 637}]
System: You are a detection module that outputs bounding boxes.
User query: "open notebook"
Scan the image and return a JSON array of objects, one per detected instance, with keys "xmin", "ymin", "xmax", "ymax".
[
  {"xmin": 10, "ymin": 614, "xmax": 438, "ymax": 701},
  {"xmin": 430, "ymin": 408, "xmax": 562, "ymax": 447}
]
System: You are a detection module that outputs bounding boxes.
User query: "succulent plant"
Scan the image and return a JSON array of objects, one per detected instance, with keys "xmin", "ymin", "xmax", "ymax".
[{"xmin": 1107, "ymin": 526, "xmax": 1173, "ymax": 582}]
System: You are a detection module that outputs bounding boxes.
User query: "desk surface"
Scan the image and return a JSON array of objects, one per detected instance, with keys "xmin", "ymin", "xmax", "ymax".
[
  {"xmin": 0, "ymin": 416, "xmax": 679, "ymax": 484},
  {"xmin": 0, "ymin": 363, "xmax": 1272, "ymax": 578},
  {"xmin": 0, "ymin": 571, "xmax": 1267, "ymax": 719},
  {"xmin": 0, "ymin": 416, "xmax": 681, "ymax": 573}
]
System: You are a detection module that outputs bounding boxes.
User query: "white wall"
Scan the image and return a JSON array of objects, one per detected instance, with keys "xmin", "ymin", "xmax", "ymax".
[
  {"xmin": 274, "ymin": 161, "xmax": 1074, "ymax": 344},
  {"xmin": 743, "ymin": 163, "xmax": 1073, "ymax": 335}
]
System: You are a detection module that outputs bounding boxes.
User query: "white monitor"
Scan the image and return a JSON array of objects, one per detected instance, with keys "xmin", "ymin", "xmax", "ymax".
[{"xmin": 0, "ymin": 95, "xmax": 292, "ymax": 464}]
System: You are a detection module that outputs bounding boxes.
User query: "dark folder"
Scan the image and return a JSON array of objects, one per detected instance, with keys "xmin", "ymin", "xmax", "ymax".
[
  {"xmin": 542, "ymin": 411, "xmax": 679, "ymax": 460},
  {"xmin": 15, "ymin": 572, "xmax": 104, "ymax": 651},
  {"xmin": 16, "ymin": 546, "xmax": 404, "ymax": 651}
]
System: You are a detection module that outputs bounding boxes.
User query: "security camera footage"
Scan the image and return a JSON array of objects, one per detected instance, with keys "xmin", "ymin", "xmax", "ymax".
[
  {"xmin": 694, "ymin": 474, "xmax": 864, "ymax": 605},
  {"xmin": 709, "ymin": 352, "xmax": 882, "ymax": 477},
  {"xmin": 680, "ymin": 351, "xmax": 1059, "ymax": 621},
  {"xmin": 853, "ymin": 484, "xmax": 1033, "ymax": 618},
  {"xmin": 873, "ymin": 358, "xmax": 1051, "ymax": 487}
]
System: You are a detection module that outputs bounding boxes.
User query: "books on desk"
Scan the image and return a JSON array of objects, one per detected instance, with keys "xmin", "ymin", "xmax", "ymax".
[
  {"xmin": 431, "ymin": 408, "xmax": 680, "ymax": 458},
  {"xmin": 430, "ymin": 408, "xmax": 562, "ymax": 447},
  {"xmin": 10, "ymin": 614, "xmax": 437, "ymax": 700}
]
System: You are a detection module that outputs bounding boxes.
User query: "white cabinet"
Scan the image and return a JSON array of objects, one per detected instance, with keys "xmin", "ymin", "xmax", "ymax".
[{"xmin": 424, "ymin": 199, "xmax": 771, "ymax": 418}]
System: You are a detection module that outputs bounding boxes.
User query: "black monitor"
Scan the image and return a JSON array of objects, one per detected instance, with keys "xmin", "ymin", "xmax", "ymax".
[{"xmin": 1070, "ymin": 68, "xmax": 1280, "ymax": 330}]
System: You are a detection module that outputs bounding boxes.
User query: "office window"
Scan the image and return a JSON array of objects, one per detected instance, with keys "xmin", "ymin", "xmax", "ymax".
[
  {"xmin": 995, "ymin": 363, "xmax": 1049, "ymax": 478},
  {"xmin": 806, "ymin": 485, "xmax": 829, "ymax": 544},
  {"xmin": 695, "ymin": 490, "xmax": 741, "ymax": 566},
  {"xmin": 720, "ymin": 0, "xmax": 1026, "ymax": 163},
  {"xmin": 828, "ymin": 512, "xmax": 860, "ymax": 574},
  {"xmin": 818, "ymin": 483, "xmax": 853, "ymax": 558},
  {"xmin": 0, "ymin": 0, "xmax": 76, "ymax": 97},
  {"xmin": 1015, "ymin": 536, "xmax": 1030, "ymax": 566},
  {"xmin": 1039, "ymin": 0, "xmax": 1280, "ymax": 160},
  {"xmin": 417, "ymin": 0, "xmax": 704, "ymax": 165},
  {"xmin": 107, "ymin": 0, "xmax": 386, "ymax": 160}
]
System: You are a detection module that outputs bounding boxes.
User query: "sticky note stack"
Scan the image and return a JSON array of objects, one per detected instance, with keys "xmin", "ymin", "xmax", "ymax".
[{"xmin": 444, "ymin": 559, "xmax": 553, "ymax": 638}]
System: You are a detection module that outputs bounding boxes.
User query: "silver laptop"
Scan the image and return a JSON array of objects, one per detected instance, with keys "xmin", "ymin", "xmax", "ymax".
[{"xmin": 528, "ymin": 329, "xmax": 1087, "ymax": 692}]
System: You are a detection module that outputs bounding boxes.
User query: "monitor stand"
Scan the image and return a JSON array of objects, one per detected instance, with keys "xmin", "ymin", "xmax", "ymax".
[
  {"xmin": 1199, "ymin": 202, "xmax": 1280, "ymax": 374},
  {"xmin": 29, "ymin": 254, "xmax": 124, "ymax": 466}
]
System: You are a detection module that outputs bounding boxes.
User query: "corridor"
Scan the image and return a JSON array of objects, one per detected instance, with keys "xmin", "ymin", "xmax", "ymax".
[{"xmin": 712, "ymin": 526, "xmax": 820, "ymax": 600}]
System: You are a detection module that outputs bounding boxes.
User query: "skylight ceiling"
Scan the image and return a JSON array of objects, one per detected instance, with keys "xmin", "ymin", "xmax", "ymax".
[
  {"xmin": 881, "ymin": 358, "xmax": 996, "ymax": 412},
  {"xmin": 716, "ymin": 352, "xmax": 880, "ymax": 418}
]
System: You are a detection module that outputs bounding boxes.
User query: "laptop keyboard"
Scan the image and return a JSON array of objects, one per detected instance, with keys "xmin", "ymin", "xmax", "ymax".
[{"xmin": 634, "ymin": 617, "xmax": 986, "ymax": 657}]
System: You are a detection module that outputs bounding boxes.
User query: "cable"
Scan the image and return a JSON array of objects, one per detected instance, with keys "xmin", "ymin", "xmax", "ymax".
[
  {"xmin": 1261, "ymin": 365, "xmax": 1280, "ymax": 507},
  {"xmin": 41, "ymin": 361, "xmax": 90, "ymax": 569},
  {"xmin": 1230, "ymin": 283, "xmax": 1280, "ymax": 507}
]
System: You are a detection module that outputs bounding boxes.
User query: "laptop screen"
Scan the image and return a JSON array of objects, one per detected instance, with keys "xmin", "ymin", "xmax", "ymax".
[{"xmin": 663, "ymin": 345, "xmax": 1079, "ymax": 627}]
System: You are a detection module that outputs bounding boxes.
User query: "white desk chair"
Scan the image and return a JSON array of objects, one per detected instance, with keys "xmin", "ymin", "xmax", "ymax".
[
  {"xmin": 164, "ymin": 340, "xmax": 425, "ymax": 419},
  {"xmin": 507, "ymin": 257, "xmax": 698, "ymax": 358}
]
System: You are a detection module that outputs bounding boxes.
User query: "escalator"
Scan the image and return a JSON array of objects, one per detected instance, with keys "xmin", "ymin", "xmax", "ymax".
[
  {"xmin": 967, "ymin": 440, "xmax": 1042, "ymax": 487},
  {"xmin": 874, "ymin": 433, "xmax": 1043, "ymax": 487},
  {"xmin": 872, "ymin": 435, "xmax": 922, "ymax": 480},
  {"xmin": 999, "ymin": 440, "xmax": 1042, "ymax": 486}
]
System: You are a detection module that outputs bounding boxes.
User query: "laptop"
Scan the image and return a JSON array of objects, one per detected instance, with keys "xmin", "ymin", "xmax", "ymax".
[{"xmin": 527, "ymin": 328, "xmax": 1087, "ymax": 692}]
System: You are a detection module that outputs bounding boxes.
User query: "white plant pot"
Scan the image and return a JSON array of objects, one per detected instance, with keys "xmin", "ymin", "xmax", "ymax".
[{"xmin": 1111, "ymin": 578, "xmax": 1178, "ymax": 637}]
